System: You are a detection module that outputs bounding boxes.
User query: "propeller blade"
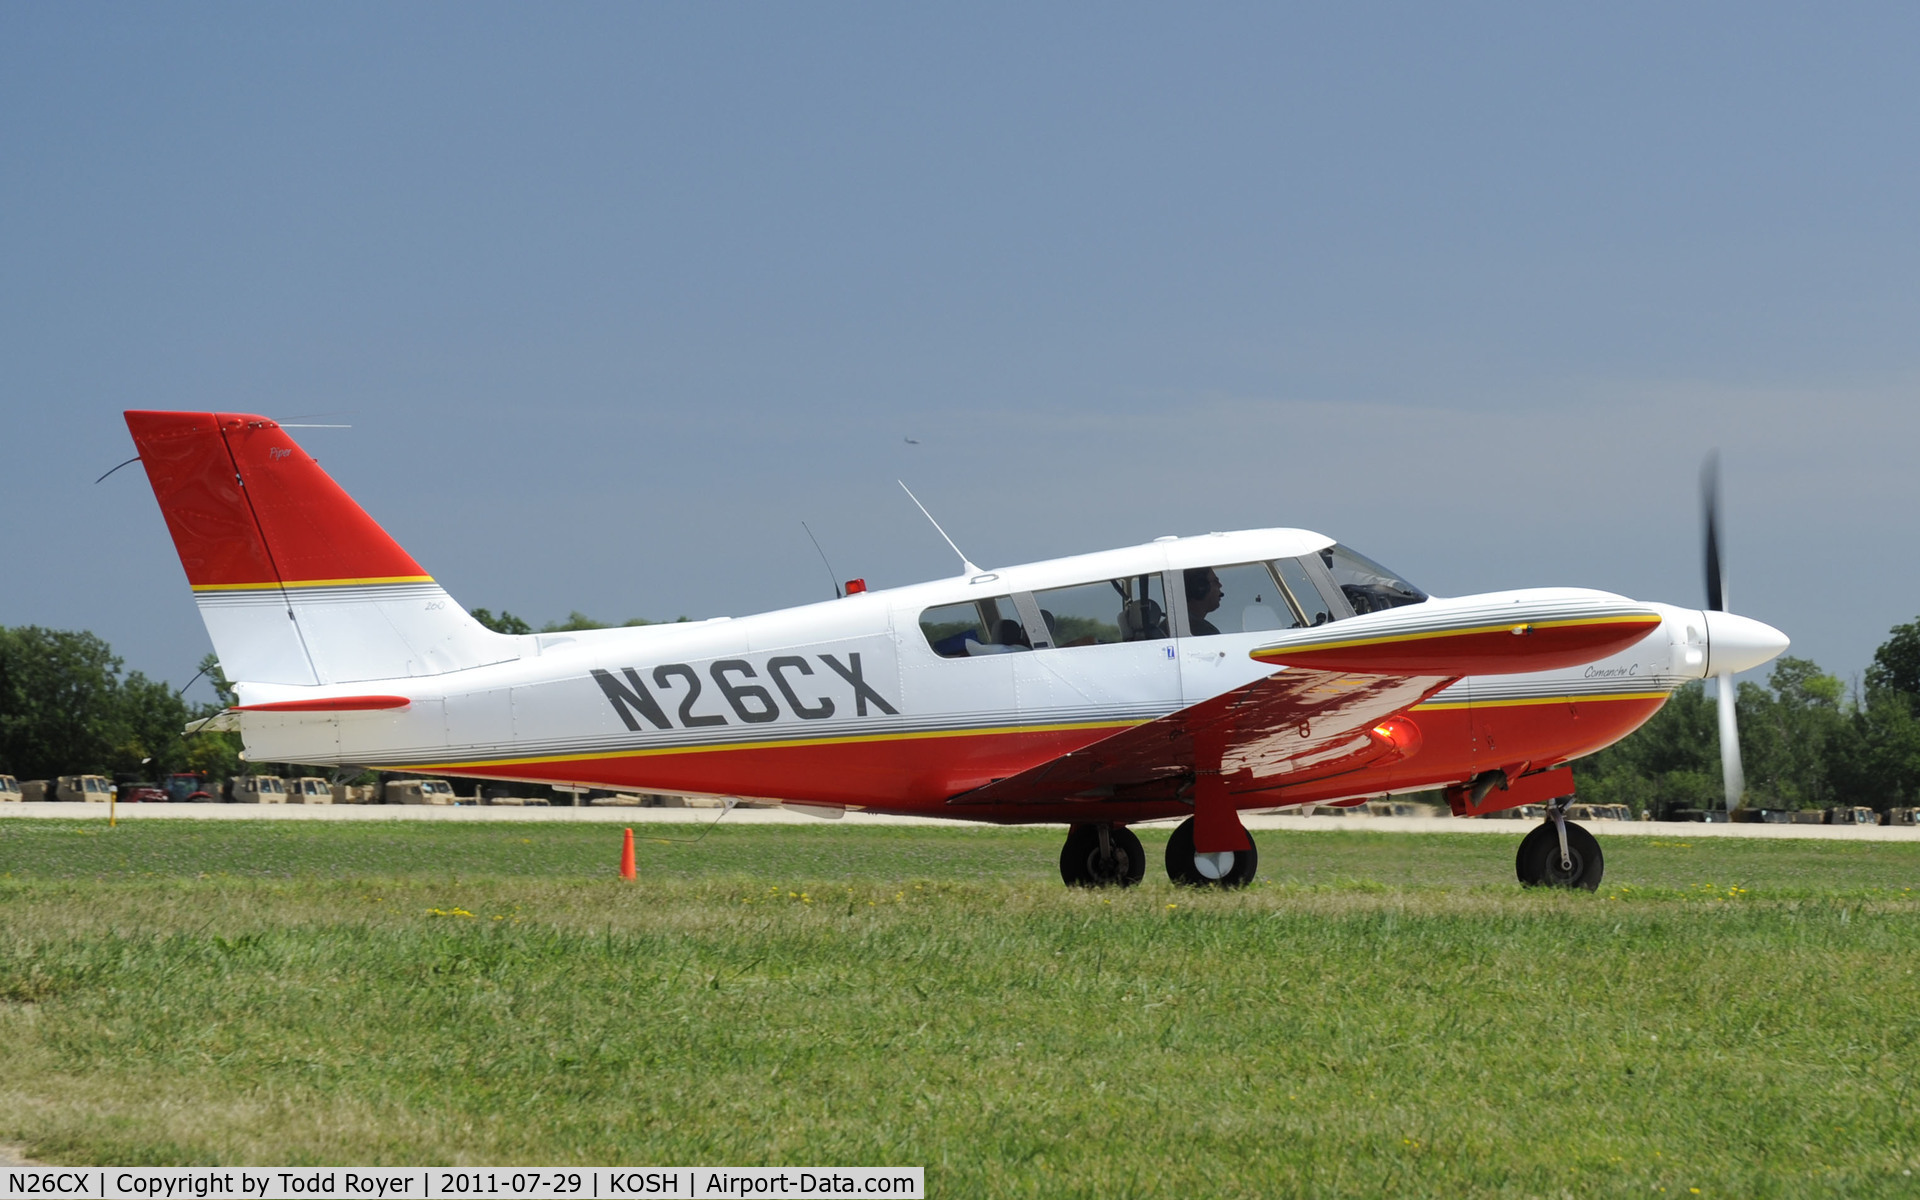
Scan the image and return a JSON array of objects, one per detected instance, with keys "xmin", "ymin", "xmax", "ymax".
[
  {"xmin": 1704, "ymin": 451, "xmax": 1743, "ymax": 810},
  {"xmin": 1717, "ymin": 671, "xmax": 1745, "ymax": 811},
  {"xmin": 1702, "ymin": 451, "xmax": 1725, "ymax": 612}
]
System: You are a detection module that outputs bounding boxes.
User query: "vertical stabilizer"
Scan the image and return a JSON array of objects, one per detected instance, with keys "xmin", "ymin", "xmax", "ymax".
[{"xmin": 126, "ymin": 411, "xmax": 517, "ymax": 686}]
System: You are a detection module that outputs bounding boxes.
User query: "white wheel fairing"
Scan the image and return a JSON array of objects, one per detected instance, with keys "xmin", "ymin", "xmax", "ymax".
[{"xmin": 1194, "ymin": 850, "xmax": 1235, "ymax": 880}]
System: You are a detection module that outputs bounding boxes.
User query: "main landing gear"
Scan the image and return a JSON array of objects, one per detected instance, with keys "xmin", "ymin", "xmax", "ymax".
[
  {"xmin": 1164, "ymin": 816, "xmax": 1258, "ymax": 888},
  {"xmin": 1059, "ymin": 822, "xmax": 1147, "ymax": 888},
  {"xmin": 1057, "ymin": 818, "xmax": 1261, "ymax": 889},
  {"xmin": 1515, "ymin": 796, "xmax": 1604, "ymax": 891}
]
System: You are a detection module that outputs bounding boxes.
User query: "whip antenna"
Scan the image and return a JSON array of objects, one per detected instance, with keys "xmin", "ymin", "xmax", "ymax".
[
  {"xmin": 801, "ymin": 521, "xmax": 842, "ymax": 599},
  {"xmin": 898, "ymin": 481, "xmax": 983, "ymax": 578}
]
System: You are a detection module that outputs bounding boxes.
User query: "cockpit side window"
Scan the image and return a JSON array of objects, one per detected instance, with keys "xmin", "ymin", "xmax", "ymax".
[
  {"xmin": 1032, "ymin": 574, "xmax": 1168, "ymax": 648},
  {"xmin": 1180, "ymin": 562, "xmax": 1304, "ymax": 637},
  {"xmin": 919, "ymin": 595, "xmax": 1032, "ymax": 658},
  {"xmin": 1319, "ymin": 543, "xmax": 1428, "ymax": 615}
]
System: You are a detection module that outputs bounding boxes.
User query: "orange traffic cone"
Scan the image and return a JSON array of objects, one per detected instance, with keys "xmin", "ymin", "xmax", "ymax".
[{"xmin": 619, "ymin": 827, "xmax": 636, "ymax": 880}]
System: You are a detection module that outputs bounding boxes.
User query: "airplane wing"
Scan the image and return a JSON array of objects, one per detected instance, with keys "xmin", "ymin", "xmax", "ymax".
[
  {"xmin": 946, "ymin": 666, "xmax": 1447, "ymax": 807},
  {"xmin": 949, "ymin": 594, "xmax": 1661, "ymax": 808}
]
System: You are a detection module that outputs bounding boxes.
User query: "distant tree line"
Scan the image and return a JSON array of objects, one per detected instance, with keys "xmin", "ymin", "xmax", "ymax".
[
  {"xmin": 1575, "ymin": 621, "xmax": 1920, "ymax": 813},
  {"xmin": 6, "ymin": 614, "xmax": 1920, "ymax": 812},
  {"xmin": 0, "ymin": 629, "xmax": 240, "ymax": 782},
  {"xmin": 470, "ymin": 609, "xmax": 685, "ymax": 634}
]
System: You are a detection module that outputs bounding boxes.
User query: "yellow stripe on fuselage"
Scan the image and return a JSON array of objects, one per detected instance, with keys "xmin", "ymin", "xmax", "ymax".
[
  {"xmin": 393, "ymin": 718, "xmax": 1146, "ymax": 773},
  {"xmin": 1413, "ymin": 690, "xmax": 1671, "ymax": 712},
  {"xmin": 191, "ymin": 575, "xmax": 436, "ymax": 593}
]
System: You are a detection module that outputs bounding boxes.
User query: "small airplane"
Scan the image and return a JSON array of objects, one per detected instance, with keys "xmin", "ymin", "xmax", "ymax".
[{"xmin": 123, "ymin": 411, "xmax": 1788, "ymax": 890}]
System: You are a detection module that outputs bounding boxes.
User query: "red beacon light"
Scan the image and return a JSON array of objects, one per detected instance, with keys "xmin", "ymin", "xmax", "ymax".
[{"xmin": 844, "ymin": 579, "xmax": 867, "ymax": 595}]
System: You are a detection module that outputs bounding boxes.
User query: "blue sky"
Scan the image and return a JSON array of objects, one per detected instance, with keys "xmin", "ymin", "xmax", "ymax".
[{"xmin": 3, "ymin": 3, "xmax": 1916, "ymax": 704}]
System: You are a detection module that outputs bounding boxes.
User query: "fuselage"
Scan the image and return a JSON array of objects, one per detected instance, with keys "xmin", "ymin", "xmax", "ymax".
[{"xmin": 225, "ymin": 528, "xmax": 1757, "ymax": 822}]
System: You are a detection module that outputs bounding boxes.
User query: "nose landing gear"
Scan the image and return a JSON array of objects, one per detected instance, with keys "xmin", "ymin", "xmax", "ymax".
[
  {"xmin": 1516, "ymin": 796, "xmax": 1604, "ymax": 890},
  {"xmin": 1059, "ymin": 822, "xmax": 1147, "ymax": 887}
]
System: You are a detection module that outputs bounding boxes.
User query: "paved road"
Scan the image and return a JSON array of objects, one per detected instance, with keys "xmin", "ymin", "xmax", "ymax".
[{"xmin": 4, "ymin": 802, "xmax": 1918, "ymax": 841}]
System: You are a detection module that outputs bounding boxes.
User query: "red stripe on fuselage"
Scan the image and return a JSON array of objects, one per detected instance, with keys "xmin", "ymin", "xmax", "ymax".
[{"xmin": 235, "ymin": 695, "xmax": 412, "ymax": 713}]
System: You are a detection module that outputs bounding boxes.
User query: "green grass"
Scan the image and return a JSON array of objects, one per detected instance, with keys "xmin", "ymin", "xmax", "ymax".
[{"xmin": 2, "ymin": 820, "xmax": 1918, "ymax": 1197}]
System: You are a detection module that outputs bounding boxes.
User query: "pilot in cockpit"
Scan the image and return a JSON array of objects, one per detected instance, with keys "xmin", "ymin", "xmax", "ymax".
[{"xmin": 1184, "ymin": 567, "xmax": 1223, "ymax": 636}]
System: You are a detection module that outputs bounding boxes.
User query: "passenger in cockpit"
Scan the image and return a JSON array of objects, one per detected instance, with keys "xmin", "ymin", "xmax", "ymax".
[{"xmin": 1184, "ymin": 567, "xmax": 1223, "ymax": 636}]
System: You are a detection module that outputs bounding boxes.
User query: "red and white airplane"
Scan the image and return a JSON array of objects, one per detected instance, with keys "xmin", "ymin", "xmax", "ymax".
[{"xmin": 125, "ymin": 411, "xmax": 1788, "ymax": 890}]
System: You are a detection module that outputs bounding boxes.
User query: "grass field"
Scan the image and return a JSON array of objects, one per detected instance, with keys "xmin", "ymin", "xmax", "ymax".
[{"xmin": 2, "ymin": 819, "xmax": 1918, "ymax": 1196}]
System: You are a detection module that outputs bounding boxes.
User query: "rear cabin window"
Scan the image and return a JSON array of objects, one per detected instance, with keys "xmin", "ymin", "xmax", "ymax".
[
  {"xmin": 1033, "ymin": 574, "xmax": 1168, "ymax": 647},
  {"xmin": 920, "ymin": 595, "xmax": 1031, "ymax": 658},
  {"xmin": 1180, "ymin": 563, "xmax": 1303, "ymax": 637}
]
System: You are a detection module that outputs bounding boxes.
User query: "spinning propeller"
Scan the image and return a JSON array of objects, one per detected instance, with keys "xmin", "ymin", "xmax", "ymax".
[
  {"xmin": 1699, "ymin": 454, "xmax": 1791, "ymax": 812},
  {"xmin": 1702, "ymin": 453, "xmax": 1744, "ymax": 811}
]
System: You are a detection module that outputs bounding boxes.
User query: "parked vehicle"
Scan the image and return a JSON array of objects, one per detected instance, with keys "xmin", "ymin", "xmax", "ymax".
[
  {"xmin": 56, "ymin": 774, "xmax": 112, "ymax": 803},
  {"xmin": 331, "ymin": 781, "xmax": 377, "ymax": 804},
  {"xmin": 231, "ymin": 775, "xmax": 288, "ymax": 804},
  {"xmin": 1887, "ymin": 808, "xmax": 1917, "ymax": 827},
  {"xmin": 117, "ymin": 782, "xmax": 169, "ymax": 803},
  {"xmin": 1364, "ymin": 800, "xmax": 1431, "ymax": 818},
  {"xmin": 1484, "ymin": 804, "xmax": 1545, "ymax": 820},
  {"xmin": 0, "ymin": 775, "xmax": 20, "ymax": 802},
  {"xmin": 162, "ymin": 772, "xmax": 213, "ymax": 802},
  {"xmin": 19, "ymin": 780, "xmax": 51, "ymax": 802},
  {"xmin": 1827, "ymin": 806, "xmax": 1878, "ymax": 826},
  {"xmin": 1568, "ymin": 803, "xmax": 1631, "ymax": 821},
  {"xmin": 287, "ymin": 776, "xmax": 333, "ymax": 804},
  {"xmin": 384, "ymin": 778, "xmax": 456, "ymax": 805}
]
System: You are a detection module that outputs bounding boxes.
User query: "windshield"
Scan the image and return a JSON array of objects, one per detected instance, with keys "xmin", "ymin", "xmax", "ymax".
[{"xmin": 1319, "ymin": 544, "xmax": 1428, "ymax": 615}]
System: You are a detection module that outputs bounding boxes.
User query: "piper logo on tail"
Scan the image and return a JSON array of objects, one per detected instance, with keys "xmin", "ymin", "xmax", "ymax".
[{"xmin": 592, "ymin": 652, "xmax": 898, "ymax": 732}]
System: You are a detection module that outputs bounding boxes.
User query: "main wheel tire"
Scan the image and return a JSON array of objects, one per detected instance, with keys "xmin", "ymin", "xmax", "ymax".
[
  {"xmin": 1516, "ymin": 820, "xmax": 1604, "ymax": 891},
  {"xmin": 1059, "ymin": 823, "xmax": 1147, "ymax": 888},
  {"xmin": 1164, "ymin": 816, "xmax": 1259, "ymax": 888}
]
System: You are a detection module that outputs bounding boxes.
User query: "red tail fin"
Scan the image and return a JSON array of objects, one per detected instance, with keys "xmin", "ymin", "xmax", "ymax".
[
  {"xmin": 126, "ymin": 412, "xmax": 511, "ymax": 686},
  {"xmin": 126, "ymin": 411, "xmax": 428, "ymax": 590}
]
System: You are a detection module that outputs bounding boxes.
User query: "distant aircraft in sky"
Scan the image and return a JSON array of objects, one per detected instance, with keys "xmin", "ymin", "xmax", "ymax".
[
  {"xmin": 903, "ymin": 436, "xmax": 920, "ymax": 444},
  {"xmin": 124, "ymin": 411, "xmax": 1786, "ymax": 890}
]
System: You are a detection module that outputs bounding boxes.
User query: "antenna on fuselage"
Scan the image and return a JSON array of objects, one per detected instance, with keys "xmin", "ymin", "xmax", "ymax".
[
  {"xmin": 801, "ymin": 521, "xmax": 843, "ymax": 599},
  {"xmin": 898, "ymin": 481, "xmax": 984, "ymax": 578}
]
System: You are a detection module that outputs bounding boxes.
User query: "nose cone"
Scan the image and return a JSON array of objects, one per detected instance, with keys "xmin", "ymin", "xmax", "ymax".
[{"xmin": 1704, "ymin": 610, "xmax": 1790, "ymax": 676}]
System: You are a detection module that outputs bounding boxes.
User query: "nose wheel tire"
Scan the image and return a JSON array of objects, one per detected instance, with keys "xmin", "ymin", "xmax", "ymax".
[
  {"xmin": 1516, "ymin": 820, "xmax": 1604, "ymax": 891},
  {"xmin": 1059, "ymin": 822, "xmax": 1147, "ymax": 888},
  {"xmin": 1164, "ymin": 816, "xmax": 1259, "ymax": 888}
]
